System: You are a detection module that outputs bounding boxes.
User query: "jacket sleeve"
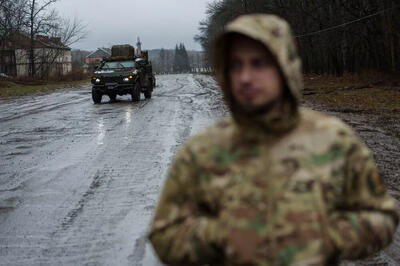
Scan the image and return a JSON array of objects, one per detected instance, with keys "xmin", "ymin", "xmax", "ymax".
[
  {"xmin": 148, "ymin": 144, "xmax": 225, "ymax": 266},
  {"xmin": 327, "ymin": 134, "xmax": 399, "ymax": 260}
]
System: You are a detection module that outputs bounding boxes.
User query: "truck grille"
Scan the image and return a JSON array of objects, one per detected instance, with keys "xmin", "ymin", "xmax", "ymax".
[{"xmin": 101, "ymin": 76, "xmax": 124, "ymax": 83}]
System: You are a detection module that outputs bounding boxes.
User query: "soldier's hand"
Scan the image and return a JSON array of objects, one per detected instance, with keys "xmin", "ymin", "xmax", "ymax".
[{"xmin": 219, "ymin": 208, "xmax": 266, "ymax": 264}]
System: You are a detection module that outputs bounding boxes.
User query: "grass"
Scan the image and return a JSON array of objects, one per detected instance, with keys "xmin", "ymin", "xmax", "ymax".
[
  {"xmin": 303, "ymin": 73, "xmax": 400, "ymax": 113},
  {"xmin": 0, "ymin": 79, "xmax": 90, "ymax": 99}
]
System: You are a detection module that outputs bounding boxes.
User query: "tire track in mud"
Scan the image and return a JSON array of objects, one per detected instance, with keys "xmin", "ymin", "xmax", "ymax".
[
  {"xmin": 154, "ymin": 76, "xmax": 187, "ymax": 97},
  {"xmin": 50, "ymin": 98, "xmax": 154, "ymax": 236},
  {"xmin": 128, "ymin": 235, "xmax": 147, "ymax": 266},
  {"xmin": 126, "ymin": 75, "xmax": 200, "ymax": 265},
  {"xmin": 60, "ymin": 171, "xmax": 108, "ymax": 230},
  {"xmin": 0, "ymin": 75, "xmax": 204, "ymax": 265},
  {"xmin": 0, "ymin": 96, "xmax": 88, "ymax": 123}
]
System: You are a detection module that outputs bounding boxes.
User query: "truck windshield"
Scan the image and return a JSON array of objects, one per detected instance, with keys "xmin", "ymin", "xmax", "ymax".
[{"xmin": 101, "ymin": 61, "xmax": 136, "ymax": 69}]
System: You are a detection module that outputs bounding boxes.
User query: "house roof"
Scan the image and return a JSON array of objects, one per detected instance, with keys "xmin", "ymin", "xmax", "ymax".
[
  {"xmin": 86, "ymin": 48, "xmax": 111, "ymax": 59},
  {"xmin": 0, "ymin": 32, "xmax": 71, "ymax": 50},
  {"xmin": 36, "ymin": 36, "xmax": 70, "ymax": 50}
]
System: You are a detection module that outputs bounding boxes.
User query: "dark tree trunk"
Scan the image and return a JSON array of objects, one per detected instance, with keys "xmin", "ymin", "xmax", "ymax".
[{"xmin": 29, "ymin": 0, "xmax": 36, "ymax": 77}]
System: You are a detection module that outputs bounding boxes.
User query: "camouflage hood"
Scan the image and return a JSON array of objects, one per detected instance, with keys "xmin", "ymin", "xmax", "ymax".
[{"xmin": 214, "ymin": 14, "xmax": 303, "ymax": 135}]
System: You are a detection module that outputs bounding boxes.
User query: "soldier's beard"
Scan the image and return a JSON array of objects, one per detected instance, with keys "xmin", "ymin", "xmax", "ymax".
[{"xmin": 236, "ymin": 95, "xmax": 284, "ymax": 116}]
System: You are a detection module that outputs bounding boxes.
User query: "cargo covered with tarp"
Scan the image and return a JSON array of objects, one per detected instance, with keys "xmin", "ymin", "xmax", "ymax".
[{"xmin": 111, "ymin": 45, "xmax": 135, "ymax": 58}]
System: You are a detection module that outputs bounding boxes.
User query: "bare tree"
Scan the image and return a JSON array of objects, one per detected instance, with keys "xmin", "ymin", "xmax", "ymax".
[
  {"xmin": 38, "ymin": 16, "xmax": 87, "ymax": 77},
  {"xmin": 0, "ymin": 0, "xmax": 27, "ymax": 73},
  {"xmin": 0, "ymin": 0, "xmax": 26, "ymax": 40},
  {"xmin": 52, "ymin": 17, "xmax": 88, "ymax": 47},
  {"xmin": 24, "ymin": 0, "xmax": 88, "ymax": 78},
  {"xmin": 26, "ymin": 0, "xmax": 58, "ymax": 76},
  {"xmin": 1, "ymin": 0, "xmax": 88, "ymax": 78}
]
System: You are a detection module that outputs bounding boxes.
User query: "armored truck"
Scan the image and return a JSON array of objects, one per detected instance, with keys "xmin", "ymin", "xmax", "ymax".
[{"xmin": 91, "ymin": 45, "xmax": 155, "ymax": 103}]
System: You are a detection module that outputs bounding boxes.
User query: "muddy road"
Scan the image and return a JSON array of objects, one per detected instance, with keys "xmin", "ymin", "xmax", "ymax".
[
  {"xmin": 0, "ymin": 74, "xmax": 399, "ymax": 265},
  {"xmin": 0, "ymin": 74, "xmax": 225, "ymax": 266}
]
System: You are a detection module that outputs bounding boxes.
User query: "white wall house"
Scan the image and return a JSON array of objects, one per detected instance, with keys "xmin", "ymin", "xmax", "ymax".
[
  {"xmin": 0, "ymin": 33, "xmax": 72, "ymax": 78},
  {"xmin": 15, "ymin": 47, "xmax": 72, "ymax": 77}
]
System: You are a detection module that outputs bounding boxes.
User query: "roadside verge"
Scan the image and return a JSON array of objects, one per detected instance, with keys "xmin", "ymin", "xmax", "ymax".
[{"xmin": 0, "ymin": 79, "xmax": 90, "ymax": 99}]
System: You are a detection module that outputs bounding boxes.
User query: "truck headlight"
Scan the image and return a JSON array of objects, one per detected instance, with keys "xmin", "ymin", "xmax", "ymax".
[
  {"xmin": 95, "ymin": 78, "xmax": 101, "ymax": 83},
  {"xmin": 123, "ymin": 77, "xmax": 130, "ymax": 82}
]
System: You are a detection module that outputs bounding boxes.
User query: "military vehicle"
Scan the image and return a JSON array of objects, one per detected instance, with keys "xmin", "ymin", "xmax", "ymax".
[{"xmin": 91, "ymin": 45, "xmax": 155, "ymax": 103}]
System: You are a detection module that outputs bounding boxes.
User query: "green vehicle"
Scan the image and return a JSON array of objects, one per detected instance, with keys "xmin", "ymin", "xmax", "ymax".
[{"xmin": 91, "ymin": 45, "xmax": 155, "ymax": 103}]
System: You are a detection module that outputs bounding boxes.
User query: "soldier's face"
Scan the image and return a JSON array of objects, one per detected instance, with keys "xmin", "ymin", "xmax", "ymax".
[{"xmin": 228, "ymin": 36, "xmax": 283, "ymax": 112}]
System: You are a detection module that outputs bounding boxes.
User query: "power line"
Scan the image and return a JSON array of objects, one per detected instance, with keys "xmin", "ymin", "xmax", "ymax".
[{"xmin": 295, "ymin": 6, "xmax": 397, "ymax": 38}]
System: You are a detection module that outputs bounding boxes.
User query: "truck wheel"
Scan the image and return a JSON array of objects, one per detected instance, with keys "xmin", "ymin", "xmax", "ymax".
[
  {"xmin": 92, "ymin": 89, "xmax": 102, "ymax": 104},
  {"xmin": 144, "ymin": 91, "xmax": 152, "ymax": 99},
  {"xmin": 131, "ymin": 83, "xmax": 141, "ymax": 102}
]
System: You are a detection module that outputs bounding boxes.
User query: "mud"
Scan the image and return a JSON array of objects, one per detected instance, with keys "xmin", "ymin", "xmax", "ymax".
[
  {"xmin": 0, "ymin": 74, "xmax": 399, "ymax": 265},
  {"xmin": 0, "ymin": 74, "xmax": 225, "ymax": 266}
]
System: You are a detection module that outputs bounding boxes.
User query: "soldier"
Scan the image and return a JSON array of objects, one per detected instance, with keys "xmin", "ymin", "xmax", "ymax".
[{"xmin": 148, "ymin": 14, "xmax": 398, "ymax": 266}]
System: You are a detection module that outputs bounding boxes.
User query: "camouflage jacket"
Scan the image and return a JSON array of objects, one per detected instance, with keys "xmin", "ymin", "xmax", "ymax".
[{"xmin": 149, "ymin": 15, "xmax": 398, "ymax": 266}]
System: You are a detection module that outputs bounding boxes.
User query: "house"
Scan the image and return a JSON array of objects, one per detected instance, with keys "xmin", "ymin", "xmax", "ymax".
[
  {"xmin": 83, "ymin": 48, "xmax": 111, "ymax": 73},
  {"xmin": 85, "ymin": 48, "xmax": 111, "ymax": 65},
  {"xmin": 0, "ymin": 32, "xmax": 72, "ymax": 78}
]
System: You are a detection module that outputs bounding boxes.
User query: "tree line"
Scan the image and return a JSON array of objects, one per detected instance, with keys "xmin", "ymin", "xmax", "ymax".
[
  {"xmin": 150, "ymin": 45, "xmax": 207, "ymax": 74},
  {"xmin": 0, "ymin": 0, "xmax": 86, "ymax": 77},
  {"xmin": 173, "ymin": 43, "xmax": 190, "ymax": 73},
  {"xmin": 195, "ymin": 0, "xmax": 400, "ymax": 75}
]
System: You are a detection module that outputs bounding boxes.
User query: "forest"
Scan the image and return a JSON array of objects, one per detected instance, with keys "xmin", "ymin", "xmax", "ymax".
[{"xmin": 195, "ymin": 0, "xmax": 400, "ymax": 75}]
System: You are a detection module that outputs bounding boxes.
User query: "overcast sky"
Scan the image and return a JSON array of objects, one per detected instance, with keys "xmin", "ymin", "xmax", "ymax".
[{"xmin": 54, "ymin": 0, "xmax": 210, "ymax": 52}]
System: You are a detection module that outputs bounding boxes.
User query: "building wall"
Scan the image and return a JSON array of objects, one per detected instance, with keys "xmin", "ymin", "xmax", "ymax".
[
  {"xmin": 15, "ymin": 49, "xmax": 29, "ymax": 76},
  {"xmin": 15, "ymin": 48, "xmax": 72, "ymax": 77}
]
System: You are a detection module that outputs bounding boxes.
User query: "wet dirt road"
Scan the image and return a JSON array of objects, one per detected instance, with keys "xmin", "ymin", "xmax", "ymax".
[
  {"xmin": 0, "ymin": 74, "xmax": 225, "ymax": 266},
  {"xmin": 0, "ymin": 74, "xmax": 399, "ymax": 265}
]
